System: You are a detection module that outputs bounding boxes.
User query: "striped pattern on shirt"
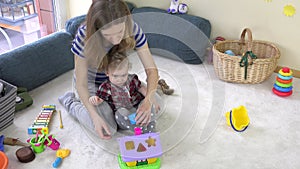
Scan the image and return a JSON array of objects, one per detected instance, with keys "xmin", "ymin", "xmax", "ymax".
[{"xmin": 71, "ymin": 22, "xmax": 147, "ymax": 58}]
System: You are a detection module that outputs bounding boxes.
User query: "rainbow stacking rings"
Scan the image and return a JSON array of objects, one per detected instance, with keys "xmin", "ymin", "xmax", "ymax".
[{"xmin": 272, "ymin": 67, "xmax": 293, "ymax": 97}]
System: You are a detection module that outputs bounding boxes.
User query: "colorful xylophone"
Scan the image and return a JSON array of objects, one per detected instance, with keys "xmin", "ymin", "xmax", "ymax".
[{"xmin": 28, "ymin": 105, "xmax": 56, "ymax": 134}]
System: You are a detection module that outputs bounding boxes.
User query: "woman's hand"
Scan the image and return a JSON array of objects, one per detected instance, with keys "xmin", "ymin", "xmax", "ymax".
[
  {"xmin": 135, "ymin": 98, "xmax": 152, "ymax": 126},
  {"xmin": 152, "ymin": 98, "xmax": 161, "ymax": 114},
  {"xmin": 91, "ymin": 114, "xmax": 112, "ymax": 140}
]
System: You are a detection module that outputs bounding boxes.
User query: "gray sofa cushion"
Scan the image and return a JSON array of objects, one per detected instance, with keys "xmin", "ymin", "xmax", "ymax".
[
  {"xmin": 0, "ymin": 31, "xmax": 74, "ymax": 91},
  {"xmin": 65, "ymin": 1, "xmax": 136, "ymax": 38},
  {"xmin": 132, "ymin": 7, "xmax": 211, "ymax": 64}
]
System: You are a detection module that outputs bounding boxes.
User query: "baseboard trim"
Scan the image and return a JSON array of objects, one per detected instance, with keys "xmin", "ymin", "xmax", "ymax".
[{"xmin": 275, "ymin": 66, "xmax": 300, "ymax": 78}]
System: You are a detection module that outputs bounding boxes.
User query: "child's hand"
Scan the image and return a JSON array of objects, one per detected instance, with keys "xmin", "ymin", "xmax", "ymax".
[{"xmin": 89, "ymin": 96, "xmax": 103, "ymax": 105}]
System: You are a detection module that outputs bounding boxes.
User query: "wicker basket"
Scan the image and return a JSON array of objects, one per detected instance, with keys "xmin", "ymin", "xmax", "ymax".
[{"xmin": 212, "ymin": 28, "xmax": 280, "ymax": 84}]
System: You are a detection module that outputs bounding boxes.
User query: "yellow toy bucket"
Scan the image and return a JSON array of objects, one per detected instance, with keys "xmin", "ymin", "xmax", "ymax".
[{"xmin": 225, "ymin": 105, "xmax": 250, "ymax": 132}]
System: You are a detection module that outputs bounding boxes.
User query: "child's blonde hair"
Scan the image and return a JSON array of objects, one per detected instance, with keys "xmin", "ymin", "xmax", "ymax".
[{"xmin": 106, "ymin": 52, "xmax": 131, "ymax": 72}]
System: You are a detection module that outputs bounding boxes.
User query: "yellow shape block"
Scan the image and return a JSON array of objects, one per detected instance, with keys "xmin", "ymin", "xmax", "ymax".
[
  {"xmin": 126, "ymin": 161, "xmax": 137, "ymax": 167},
  {"xmin": 125, "ymin": 141, "xmax": 135, "ymax": 150},
  {"xmin": 147, "ymin": 158, "xmax": 157, "ymax": 164}
]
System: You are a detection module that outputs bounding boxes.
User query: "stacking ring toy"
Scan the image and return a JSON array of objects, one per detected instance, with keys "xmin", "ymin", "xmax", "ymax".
[
  {"xmin": 275, "ymin": 81, "xmax": 292, "ymax": 88},
  {"xmin": 273, "ymin": 84, "xmax": 293, "ymax": 92},
  {"xmin": 279, "ymin": 69, "xmax": 293, "ymax": 76},
  {"xmin": 272, "ymin": 88, "xmax": 293, "ymax": 97}
]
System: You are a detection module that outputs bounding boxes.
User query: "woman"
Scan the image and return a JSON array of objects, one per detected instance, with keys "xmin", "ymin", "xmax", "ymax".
[{"xmin": 59, "ymin": 0, "xmax": 160, "ymax": 140}]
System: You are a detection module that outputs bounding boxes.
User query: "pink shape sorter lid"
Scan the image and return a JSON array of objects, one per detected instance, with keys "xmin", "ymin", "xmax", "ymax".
[{"xmin": 118, "ymin": 133, "xmax": 163, "ymax": 162}]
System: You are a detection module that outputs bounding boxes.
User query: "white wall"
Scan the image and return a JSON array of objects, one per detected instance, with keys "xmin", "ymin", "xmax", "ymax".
[
  {"xmin": 66, "ymin": 0, "xmax": 92, "ymax": 18},
  {"xmin": 68, "ymin": 0, "xmax": 300, "ymax": 70}
]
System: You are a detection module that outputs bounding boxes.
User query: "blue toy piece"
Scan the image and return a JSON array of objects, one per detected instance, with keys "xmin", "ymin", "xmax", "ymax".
[
  {"xmin": 273, "ymin": 84, "xmax": 293, "ymax": 93},
  {"xmin": 224, "ymin": 50, "xmax": 235, "ymax": 56},
  {"xmin": 277, "ymin": 74, "xmax": 293, "ymax": 80},
  {"xmin": 52, "ymin": 157, "xmax": 62, "ymax": 168},
  {"xmin": 128, "ymin": 113, "xmax": 136, "ymax": 125},
  {"xmin": 0, "ymin": 135, "xmax": 4, "ymax": 152}
]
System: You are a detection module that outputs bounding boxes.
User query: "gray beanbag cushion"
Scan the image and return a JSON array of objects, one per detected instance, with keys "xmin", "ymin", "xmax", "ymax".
[
  {"xmin": 0, "ymin": 32, "xmax": 74, "ymax": 91},
  {"xmin": 132, "ymin": 7, "xmax": 211, "ymax": 64}
]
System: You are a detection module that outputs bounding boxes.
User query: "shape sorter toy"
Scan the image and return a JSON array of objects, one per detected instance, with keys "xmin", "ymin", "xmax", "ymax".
[
  {"xmin": 118, "ymin": 133, "xmax": 163, "ymax": 169},
  {"xmin": 28, "ymin": 105, "xmax": 56, "ymax": 135}
]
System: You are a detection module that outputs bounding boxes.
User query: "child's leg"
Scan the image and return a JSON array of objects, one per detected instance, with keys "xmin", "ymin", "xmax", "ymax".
[
  {"xmin": 142, "ymin": 105, "xmax": 156, "ymax": 133},
  {"xmin": 115, "ymin": 107, "xmax": 136, "ymax": 131}
]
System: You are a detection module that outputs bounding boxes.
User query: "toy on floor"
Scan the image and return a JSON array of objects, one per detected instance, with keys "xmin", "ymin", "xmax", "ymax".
[
  {"xmin": 15, "ymin": 87, "xmax": 33, "ymax": 112},
  {"xmin": 225, "ymin": 105, "xmax": 250, "ymax": 132},
  {"xmin": 58, "ymin": 110, "xmax": 64, "ymax": 129},
  {"xmin": 0, "ymin": 135, "xmax": 4, "ymax": 152},
  {"xmin": 3, "ymin": 136, "xmax": 30, "ymax": 147},
  {"xmin": 28, "ymin": 105, "xmax": 56, "ymax": 135},
  {"xmin": 0, "ymin": 151, "xmax": 8, "ymax": 169},
  {"xmin": 118, "ymin": 131, "xmax": 163, "ymax": 169},
  {"xmin": 43, "ymin": 134, "xmax": 60, "ymax": 150},
  {"xmin": 27, "ymin": 130, "xmax": 60, "ymax": 153},
  {"xmin": 52, "ymin": 148, "xmax": 70, "ymax": 168},
  {"xmin": 15, "ymin": 146, "xmax": 35, "ymax": 163},
  {"xmin": 272, "ymin": 67, "xmax": 293, "ymax": 97},
  {"xmin": 167, "ymin": 0, "xmax": 188, "ymax": 14},
  {"xmin": 27, "ymin": 133, "xmax": 46, "ymax": 153}
]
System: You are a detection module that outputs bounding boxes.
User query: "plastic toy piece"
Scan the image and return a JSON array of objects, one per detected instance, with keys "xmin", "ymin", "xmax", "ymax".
[
  {"xmin": 15, "ymin": 87, "xmax": 33, "ymax": 112},
  {"xmin": 118, "ymin": 133, "xmax": 162, "ymax": 169},
  {"xmin": 0, "ymin": 82, "xmax": 5, "ymax": 97},
  {"xmin": 44, "ymin": 134, "xmax": 60, "ymax": 150},
  {"xmin": 118, "ymin": 154, "xmax": 161, "ymax": 169},
  {"xmin": 276, "ymin": 76, "xmax": 292, "ymax": 84},
  {"xmin": 27, "ymin": 136, "xmax": 46, "ymax": 153},
  {"xmin": 0, "ymin": 135, "xmax": 4, "ymax": 152},
  {"xmin": 279, "ymin": 68, "xmax": 293, "ymax": 77},
  {"xmin": 275, "ymin": 81, "xmax": 292, "ymax": 88},
  {"xmin": 272, "ymin": 88, "xmax": 293, "ymax": 97},
  {"xmin": 28, "ymin": 105, "xmax": 56, "ymax": 135},
  {"xmin": 15, "ymin": 146, "xmax": 35, "ymax": 163},
  {"xmin": 3, "ymin": 137, "xmax": 30, "ymax": 147},
  {"xmin": 225, "ymin": 105, "xmax": 250, "ymax": 132},
  {"xmin": 224, "ymin": 50, "xmax": 235, "ymax": 56},
  {"xmin": 273, "ymin": 84, "xmax": 293, "ymax": 93},
  {"xmin": 134, "ymin": 127, "xmax": 142, "ymax": 135},
  {"xmin": 128, "ymin": 113, "xmax": 136, "ymax": 125},
  {"xmin": 58, "ymin": 110, "xmax": 63, "ymax": 129},
  {"xmin": 273, "ymin": 67, "xmax": 293, "ymax": 97},
  {"xmin": 0, "ymin": 151, "xmax": 8, "ymax": 168},
  {"xmin": 178, "ymin": 3, "xmax": 188, "ymax": 14},
  {"xmin": 167, "ymin": 0, "xmax": 179, "ymax": 14},
  {"xmin": 52, "ymin": 149, "xmax": 70, "ymax": 168}
]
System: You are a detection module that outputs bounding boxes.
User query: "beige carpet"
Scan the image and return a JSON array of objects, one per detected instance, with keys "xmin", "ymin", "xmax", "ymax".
[{"xmin": 2, "ymin": 53, "xmax": 300, "ymax": 169}]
